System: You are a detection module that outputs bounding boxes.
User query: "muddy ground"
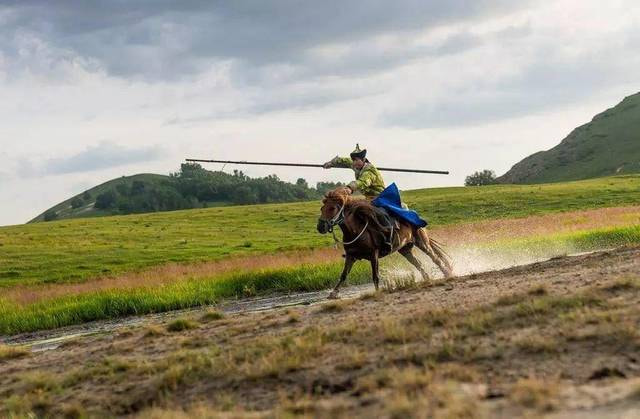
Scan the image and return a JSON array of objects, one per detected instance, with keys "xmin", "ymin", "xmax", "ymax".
[{"xmin": 2, "ymin": 246, "xmax": 640, "ymax": 418}]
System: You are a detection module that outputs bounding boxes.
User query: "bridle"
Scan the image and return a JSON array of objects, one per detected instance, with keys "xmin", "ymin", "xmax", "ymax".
[
  {"xmin": 322, "ymin": 202, "xmax": 369, "ymax": 246},
  {"xmin": 327, "ymin": 204, "xmax": 345, "ymax": 230}
]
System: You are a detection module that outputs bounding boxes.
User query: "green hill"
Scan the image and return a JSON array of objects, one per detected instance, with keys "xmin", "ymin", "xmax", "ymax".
[
  {"xmin": 30, "ymin": 164, "xmax": 340, "ymax": 223},
  {"xmin": 29, "ymin": 173, "xmax": 171, "ymax": 223},
  {"xmin": 499, "ymin": 92, "xmax": 640, "ymax": 184}
]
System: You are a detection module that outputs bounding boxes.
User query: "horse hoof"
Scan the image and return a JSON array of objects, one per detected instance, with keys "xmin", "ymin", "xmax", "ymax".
[{"xmin": 328, "ymin": 291, "xmax": 340, "ymax": 299}]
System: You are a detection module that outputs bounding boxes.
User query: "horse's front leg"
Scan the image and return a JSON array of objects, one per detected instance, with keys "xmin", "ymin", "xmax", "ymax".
[
  {"xmin": 328, "ymin": 255, "xmax": 356, "ymax": 299},
  {"xmin": 370, "ymin": 249, "xmax": 380, "ymax": 291}
]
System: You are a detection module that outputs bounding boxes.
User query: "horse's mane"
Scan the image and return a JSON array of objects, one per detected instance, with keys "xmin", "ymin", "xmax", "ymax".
[{"xmin": 323, "ymin": 189, "xmax": 350, "ymax": 206}]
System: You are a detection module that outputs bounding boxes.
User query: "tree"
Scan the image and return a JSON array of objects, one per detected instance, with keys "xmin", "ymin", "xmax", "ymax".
[
  {"xmin": 316, "ymin": 181, "xmax": 345, "ymax": 194},
  {"xmin": 131, "ymin": 180, "xmax": 146, "ymax": 195},
  {"xmin": 95, "ymin": 190, "xmax": 117, "ymax": 209},
  {"xmin": 70, "ymin": 197, "xmax": 84, "ymax": 209},
  {"xmin": 43, "ymin": 209, "xmax": 58, "ymax": 221},
  {"xmin": 296, "ymin": 178, "xmax": 308, "ymax": 188},
  {"xmin": 115, "ymin": 182, "xmax": 129, "ymax": 196},
  {"xmin": 465, "ymin": 170, "xmax": 498, "ymax": 186},
  {"xmin": 82, "ymin": 191, "xmax": 91, "ymax": 201}
]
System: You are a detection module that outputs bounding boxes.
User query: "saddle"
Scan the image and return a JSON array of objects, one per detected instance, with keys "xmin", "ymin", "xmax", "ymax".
[{"xmin": 372, "ymin": 206, "xmax": 398, "ymax": 255}]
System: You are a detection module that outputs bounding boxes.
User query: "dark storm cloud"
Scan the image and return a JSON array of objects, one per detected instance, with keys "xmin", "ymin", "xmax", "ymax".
[
  {"xmin": 16, "ymin": 142, "xmax": 165, "ymax": 177},
  {"xmin": 0, "ymin": 0, "xmax": 531, "ymax": 81}
]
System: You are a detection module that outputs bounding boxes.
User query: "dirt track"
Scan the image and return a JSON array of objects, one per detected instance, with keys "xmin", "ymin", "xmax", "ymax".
[{"xmin": 2, "ymin": 246, "xmax": 640, "ymax": 417}]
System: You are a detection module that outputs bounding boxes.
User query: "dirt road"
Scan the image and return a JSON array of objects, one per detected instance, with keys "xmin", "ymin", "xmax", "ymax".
[{"xmin": 2, "ymin": 246, "xmax": 640, "ymax": 418}]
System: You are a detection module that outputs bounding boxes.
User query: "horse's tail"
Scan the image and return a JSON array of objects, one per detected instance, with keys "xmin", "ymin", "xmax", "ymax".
[
  {"xmin": 429, "ymin": 237, "xmax": 450, "ymax": 259},
  {"xmin": 417, "ymin": 228, "xmax": 454, "ymax": 276}
]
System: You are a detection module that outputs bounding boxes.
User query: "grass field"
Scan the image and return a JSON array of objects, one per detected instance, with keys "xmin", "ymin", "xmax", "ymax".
[
  {"xmin": 2, "ymin": 175, "xmax": 639, "ymax": 288},
  {"xmin": 0, "ymin": 261, "xmax": 373, "ymax": 335},
  {"xmin": 1, "ymin": 175, "xmax": 639, "ymax": 334},
  {"xmin": 1, "ymin": 224, "xmax": 639, "ymax": 335}
]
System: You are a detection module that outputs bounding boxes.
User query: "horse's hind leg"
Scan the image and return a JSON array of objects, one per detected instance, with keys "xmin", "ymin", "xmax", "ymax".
[
  {"xmin": 370, "ymin": 249, "xmax": 380, "ymax": 291},
  {"xmin": 399, "ymin": 245, "xmax": 430, "ymax": 281},
  {"xmin": 328, "ymin": 255, "xmax": 355, "ymax": 299},
  {"xmin": 414, "ymin": 228, "xmax": 454, "ymax": 278}
]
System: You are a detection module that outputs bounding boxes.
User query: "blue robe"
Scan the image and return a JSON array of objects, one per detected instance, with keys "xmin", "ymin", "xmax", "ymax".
[{"xmin": 372, "ymin": 183, "xmax": 428, "ymax": 228}]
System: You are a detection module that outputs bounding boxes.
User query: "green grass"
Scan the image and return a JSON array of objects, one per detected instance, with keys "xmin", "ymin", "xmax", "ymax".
[
  {"xmin": 480, "ymin": 224, "xmax": 640, "ymax": 260},
  {"xmin": 2, "ymin": 175, "xmax": 639, "ymax": 287},
  {"xmin": 2, "ymin": 225, "xmax": 639, "ymax": 335},
  {"xmin": 0, "ymin": 262, "xmax": 371, "ymax": 335}
]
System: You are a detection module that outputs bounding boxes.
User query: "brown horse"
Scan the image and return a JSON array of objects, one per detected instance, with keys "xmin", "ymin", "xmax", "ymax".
[{"xmin": 317, "ymin": 188, "xmax": 453, "ymax": 298}]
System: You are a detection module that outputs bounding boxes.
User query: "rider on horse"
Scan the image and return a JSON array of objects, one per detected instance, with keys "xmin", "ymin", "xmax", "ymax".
[
  {"xmin": 322, "ymin": 144, "xmax": 385, "ymax": 200},
  {"xmin": 318, "ymin": 145, "xmax": 452, "ymax": 297}
]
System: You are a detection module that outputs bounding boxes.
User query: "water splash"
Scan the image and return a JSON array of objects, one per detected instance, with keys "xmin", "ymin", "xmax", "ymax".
[{"xmin": 380, "ymin": 240, "xmax": 582, "ymax": 284}]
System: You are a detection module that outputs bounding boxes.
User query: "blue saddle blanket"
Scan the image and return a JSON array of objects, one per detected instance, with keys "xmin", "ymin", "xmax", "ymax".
[{"xmin": 372, "ymin": 183, "xmax": 428, "ymax": 228}]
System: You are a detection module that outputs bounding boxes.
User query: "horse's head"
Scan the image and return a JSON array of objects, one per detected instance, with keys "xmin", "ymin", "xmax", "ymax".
[{"xmin": 317, "ymin": 188, "xmax": 350, "ymax": 234}]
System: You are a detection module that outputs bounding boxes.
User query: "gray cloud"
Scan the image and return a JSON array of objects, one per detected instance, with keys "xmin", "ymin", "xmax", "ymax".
[
  {"xmin": 233, "ymin": 28, "xmax": 486, "ymax": 89},
  {"xmin": 17, "ymin": 141, "xmax": 165, "ymax": 177},
  {"xmin": 165, "ymin": 82, "xmax": 383, "ymax": 125},
  {"xmin": 380, "ymin": 32, "xmax": 640, "ymax": 129},
  {"xmin": 0, "ymin": 1, "xmax": 541, "ymax": 120},
  {"xmin": 1, "ymin": 1, "xmax": 532, "ymax": 82},
  {"xmin": 45, "ymin": 141, "xmax": 165, "ymax": 174}
]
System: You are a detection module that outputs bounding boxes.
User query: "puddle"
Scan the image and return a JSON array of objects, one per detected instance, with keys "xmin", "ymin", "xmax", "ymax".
[{"xmin": 1, "ymin": 284, "xmax": 373, "ymax": 351}]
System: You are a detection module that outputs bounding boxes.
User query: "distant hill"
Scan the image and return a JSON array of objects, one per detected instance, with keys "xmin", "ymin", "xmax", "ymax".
[
  {"xmin": 30, "ymin": 164, "xmax": 343, "ymax": 223},
  {"xmin": 30, "ymin": 173, "xmax": 170, "ymax": 223},
  {"xmin": 499, "ymin": 92, "xmax": 640, "ymax": 184}
]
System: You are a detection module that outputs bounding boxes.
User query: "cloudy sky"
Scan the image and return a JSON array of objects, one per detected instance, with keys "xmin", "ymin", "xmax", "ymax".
[{"xmin": 1, "ymin": 1, "xmax": 638, "ymax": 226}]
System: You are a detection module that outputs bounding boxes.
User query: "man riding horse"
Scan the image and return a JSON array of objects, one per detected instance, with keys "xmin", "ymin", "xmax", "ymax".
[
  {"xmin": 318, "ymin": 144, "xmax": 453, "ymax": 298},
  {"xmin": 323, "ymin": 143, "xmax": 398, "ymax": 245}
]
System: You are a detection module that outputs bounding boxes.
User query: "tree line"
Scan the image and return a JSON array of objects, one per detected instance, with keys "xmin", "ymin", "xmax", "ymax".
[{"xmin": 69, "ymin": 163, "xmax": 343, "ymax": 217}]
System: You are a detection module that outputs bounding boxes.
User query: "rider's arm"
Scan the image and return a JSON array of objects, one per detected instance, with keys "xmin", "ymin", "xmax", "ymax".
[
  {"xmin": 323, "ymin": 156, "xmax": 352, "ymax": 169},
  {"xmin": 348, "ymin": 169, "xmax": 374, "ymax": 193}
]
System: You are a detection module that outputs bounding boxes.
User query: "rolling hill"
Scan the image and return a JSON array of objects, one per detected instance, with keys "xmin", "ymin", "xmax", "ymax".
[
  {"xmin": 29, "ymin": 173, "xmax": 171, "ymax": 223},
  {"xmin": 29, "ymin": 164, "xmax": 338, "ymax": 223},
  {"xmin": 499, "ymin": 92, "xmax": 640, "ymax": 184}
]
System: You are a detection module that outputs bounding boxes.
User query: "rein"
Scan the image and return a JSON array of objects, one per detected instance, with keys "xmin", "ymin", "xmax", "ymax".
[
  {"xmin": 332, "ymin": 220, "xmax": 369, "ymax": 246},
  {"xmin": 325, "ymin": 203, "xmax": 369, "ymax": 246}
]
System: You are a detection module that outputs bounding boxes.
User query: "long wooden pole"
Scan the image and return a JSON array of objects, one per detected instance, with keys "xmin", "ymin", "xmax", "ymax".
[{"xmin": 185, "ymin": 159, "xmax": 449, "ymax": 175}]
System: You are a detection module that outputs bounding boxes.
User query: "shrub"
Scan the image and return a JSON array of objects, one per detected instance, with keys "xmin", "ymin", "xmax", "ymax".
[
  {"xmin": 167, "ymin": 319, "xmax": 199, "ymax": 332},
  {"xmin": 43, "ymin": 210, "xmax": 58, "ymax": 222},
  {"xmin": 70, "ymin": 197, "xmax": 84, "ymax": 209},
  {"xmin": 465, "ymin": 170, "xmax": 498, "ymax": 186},
  {"xmin": 95, "ymin": 190, "xmax": 117, "ymax": 209}
]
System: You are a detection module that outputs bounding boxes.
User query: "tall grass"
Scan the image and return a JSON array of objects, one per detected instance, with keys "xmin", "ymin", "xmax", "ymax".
[{"xmin": 0, "ymin": 262, "xmax": 371, "ymax": 335}]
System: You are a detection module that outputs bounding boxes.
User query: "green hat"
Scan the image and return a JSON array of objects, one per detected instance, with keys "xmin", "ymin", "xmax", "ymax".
[{"xmin": 349, "ymin": 143, "xmax": 367, "ymax": 160}]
